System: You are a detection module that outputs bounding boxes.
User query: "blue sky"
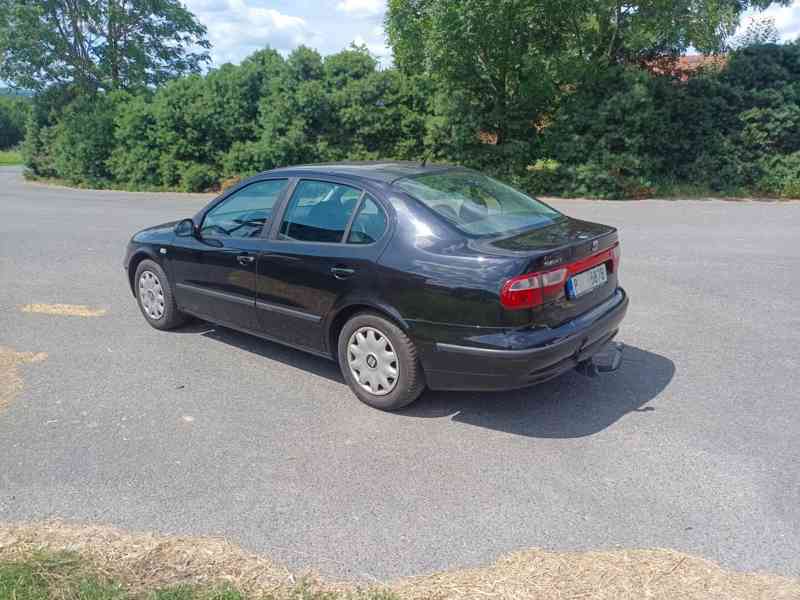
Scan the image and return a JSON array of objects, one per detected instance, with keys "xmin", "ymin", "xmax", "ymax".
[{"xmin": 184, "ymin": 0, "xmax": 800, "ymax": 68}]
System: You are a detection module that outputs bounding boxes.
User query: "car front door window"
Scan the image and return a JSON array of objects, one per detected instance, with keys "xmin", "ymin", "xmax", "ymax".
[{"xmin": 201, "ymin": 179, "xmax": 288, "ymax": 239}]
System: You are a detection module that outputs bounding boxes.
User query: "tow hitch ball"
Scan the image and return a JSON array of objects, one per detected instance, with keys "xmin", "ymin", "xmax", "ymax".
[{"xmin": 576, "ymin": 342, "xmax": 624, "ymax": 378}]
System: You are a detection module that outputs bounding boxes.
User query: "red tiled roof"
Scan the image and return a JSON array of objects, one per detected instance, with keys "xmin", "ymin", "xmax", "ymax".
[{"xmin": 645, "ymin": 54, "xmax": 728, "ymax": 80}]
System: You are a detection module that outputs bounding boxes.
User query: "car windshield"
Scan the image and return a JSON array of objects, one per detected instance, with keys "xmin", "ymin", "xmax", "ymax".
[{"xmin": 395, "ymin": 170, "xmax": 561, "ymax": 237}]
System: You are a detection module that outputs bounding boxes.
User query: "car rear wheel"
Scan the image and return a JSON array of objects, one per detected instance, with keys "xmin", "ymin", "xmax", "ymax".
[
  {"xmin": 134, "ymin": 259, "xmax": 187, "ymax": 330},
  {"xmin": 338, "ymin": 312, "xmax": 425, "ymax": 410}
]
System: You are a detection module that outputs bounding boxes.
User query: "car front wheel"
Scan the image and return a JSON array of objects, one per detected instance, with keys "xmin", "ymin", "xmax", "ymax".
[
  {"xmin": 338, "ymin": 312, "xmax": 426, "ymax": 410},
  {"xmin": 134, "ymin": 259, "xmax": 187, "ymax": 330}
]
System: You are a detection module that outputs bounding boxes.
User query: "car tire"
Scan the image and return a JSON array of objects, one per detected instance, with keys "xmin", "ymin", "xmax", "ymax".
[
  {"xmin": 338, "ymin": 312, "xmax": 426, "ymax": 410},
  {"xmin": 134, "ymin": 259, "xmax": 188, "ymax": 330}
]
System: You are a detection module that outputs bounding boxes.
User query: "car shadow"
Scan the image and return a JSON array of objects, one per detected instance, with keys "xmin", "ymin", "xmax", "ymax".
[
  {"xmin": 188, "ymin": 321, "xmax": 674, "ymax": 439},
  {"xmin": 401, "ymin": 345, "xmax": 674, "ymax": 438},
  {"xmin": 195, "ymin": 322, "xmax": 345, "ymax": 383}
]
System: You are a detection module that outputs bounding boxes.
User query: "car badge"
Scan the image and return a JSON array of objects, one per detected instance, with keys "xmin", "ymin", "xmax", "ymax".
[
  {"xmin": 543, "ymin": 254, "xmax": 562, "ymax": 267},
  {"xmin": 591, "ymin": 240, "xmax": 599, "ymax": 252}
]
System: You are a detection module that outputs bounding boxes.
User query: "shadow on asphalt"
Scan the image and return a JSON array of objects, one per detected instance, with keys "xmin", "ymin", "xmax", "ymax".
[
  {"xmin": 191, "ymin": 322, "xmax": 345, "ymax": 382},
  {"xmin": 187, "ymin": 321, "xmax": 674, "ymax": 438},
  {"xmin": 402, "ymin": 345, "xmax": 674, "ymax": 438}
]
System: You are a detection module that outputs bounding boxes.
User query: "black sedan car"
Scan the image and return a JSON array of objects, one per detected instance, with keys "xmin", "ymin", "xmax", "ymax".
[{"xmin": 125, "ymin": 162, "xmax": 628, "ymax": 410}]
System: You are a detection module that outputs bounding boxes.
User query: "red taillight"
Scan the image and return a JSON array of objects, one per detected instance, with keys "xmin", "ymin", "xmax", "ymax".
[
  {"xmin": 500, "ymin": 241, "xmax": 620, "ymax": 310},
  {"xmin": 500, "ymin": 268, "xmax": 567, "ymax": 309}
]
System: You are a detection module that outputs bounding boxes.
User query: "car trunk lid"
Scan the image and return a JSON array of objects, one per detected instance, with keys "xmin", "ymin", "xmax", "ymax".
[{"xmin": 482, "ymin": 217, "xmax": 620, "ymax": 328}]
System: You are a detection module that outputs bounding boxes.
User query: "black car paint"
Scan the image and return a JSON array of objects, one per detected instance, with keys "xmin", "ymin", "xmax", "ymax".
[{"xmin": 125, "ymin": 162, "xmax": 629, "ymax": 391}]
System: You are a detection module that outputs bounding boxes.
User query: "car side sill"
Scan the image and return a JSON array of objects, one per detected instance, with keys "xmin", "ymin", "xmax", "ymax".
[
  {"xmin": 255, "ymin": 299, "xmax": 322, "ymax": 323},
  {"xmin": 179, "ymin": 308, "xmax": 334, "ymax": 361},
  {"xmin": 175, "ymin": 283, "xmax": 323, "ymax": 323},
  {"xmin": 175, "ymin": 282, "xmax": 253, "ymax": 306}
]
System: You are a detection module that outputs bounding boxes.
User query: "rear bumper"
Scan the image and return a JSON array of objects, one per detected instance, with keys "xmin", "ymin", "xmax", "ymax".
[{"xmin": 420, "ymin": 288, "xmax": 629, "ymax": 391}]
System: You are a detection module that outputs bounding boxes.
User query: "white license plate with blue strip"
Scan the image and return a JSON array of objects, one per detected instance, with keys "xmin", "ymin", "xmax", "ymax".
[{"xmin": 566, "ymin": 264, "xmax": 607, "ymax": 299}]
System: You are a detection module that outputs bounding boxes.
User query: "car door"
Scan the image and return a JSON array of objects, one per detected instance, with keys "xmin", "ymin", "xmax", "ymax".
[
  {"xmin": 255, "ymin": 179, "xmax": 390, "ymax": 353},
  {"xmin": 170, "ymin": 178, "xmax": 290, "ymax": 330}
]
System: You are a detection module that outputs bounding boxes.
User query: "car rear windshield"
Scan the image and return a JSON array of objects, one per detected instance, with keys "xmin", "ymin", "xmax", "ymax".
[{"xmin": 395, "ymin": 170, "xmax": 561, "ymax": 237}]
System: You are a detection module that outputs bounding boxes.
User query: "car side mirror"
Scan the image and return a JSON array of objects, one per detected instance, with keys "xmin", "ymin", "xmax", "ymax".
[{"xmin": 175, "ymin": 218, "xmax": 197, "ymax": 238}]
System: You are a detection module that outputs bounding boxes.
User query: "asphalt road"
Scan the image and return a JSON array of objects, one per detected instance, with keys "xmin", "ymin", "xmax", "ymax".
[{"xmin": 1, "ymin": 165, "xmax": 799, "ymax": 580}]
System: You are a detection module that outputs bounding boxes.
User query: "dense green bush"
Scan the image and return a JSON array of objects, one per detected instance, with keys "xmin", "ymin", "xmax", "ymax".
[
  {"xmin": 64, "ymin": 45, "xmax": 428, "ymax": 191},
  {"xmin": 20, "ymin": 42, "xmax": 800, "ymax": 198},
  {"xmin": 107, "ymin": 93, "xmax": 161, "ymax": 188},
  {"xmin": 757, "ymin": 152, "xmax": 800, "ymax": 196},
  {"xmin": 22, "ymin": 85, "xmax": 76, "ymax": 178},
  {"xmin": 51, "ymin": 93, "xmax": 119, "ymax": 185},
  {"xmin": 0, "ymin": 95, "xmax": 29, "ymax": 149},
  {"xmin": 178, "ymin": 162, "xmax": 219, "ymax": 192},
  {"xmin": 524, "ymin": 43, "xmax": 800, "ymax": 198}
]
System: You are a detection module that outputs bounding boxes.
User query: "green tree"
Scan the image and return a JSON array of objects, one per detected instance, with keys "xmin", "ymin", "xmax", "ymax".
[
  {"xmin": 385, "ymin": 0, "xmax": 785, "ymax": 141},
  {"xmin": 388, "ymin": 0, "xmax": 565, "ymax": 146},
  {"xmin": 0, "ymin": 0, "xmax": 210, "ymax": 92},
  {"xmin": 251, "ymin": 46, "xmax": 331, "ymax": 168},
  {"xmin": 108, "ymin": 92, "xmax": 161, "ymax": 187},
  {"xmin": 0, "ymin": 95, "xmax": 29, "ymax": 148},
  {"xmin": 52, "ymin": 92, "xmax": 120, "ymax": 184},
  {"xmin": 385, "ymin": 0, "xmax": 788, "ymax": 194},
  {"xmin": 731, "ymin": 17, "xmax": 780, "ymax": 48},
  {"xmin": 567, "ymin": 0, "xmax": 782, "ymax": 65}
]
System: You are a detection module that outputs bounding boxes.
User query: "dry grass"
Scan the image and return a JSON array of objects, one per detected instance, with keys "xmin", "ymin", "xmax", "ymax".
[
  {"xmin": 1, "ymin": 522, "xmax": 798, "ymax": 600},
  {"xmin": 394, "ymin": 548, "xmax": 800, "ymax": 600},
  {"xmin": 20, "ymin": 303, "xmax": 108, "ymax": 317},
  {"xmin": 0, "ymin": 347, "xmax": 47, "ymax": 412},
  {"xmin": 0, "ymin": 522, "xmax": 315, "ymax": 597}
]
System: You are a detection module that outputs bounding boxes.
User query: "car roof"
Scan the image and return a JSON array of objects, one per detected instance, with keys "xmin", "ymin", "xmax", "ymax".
[{"xmin": 261, "ymin": 161, "xmax": 462, "ymax": 184}]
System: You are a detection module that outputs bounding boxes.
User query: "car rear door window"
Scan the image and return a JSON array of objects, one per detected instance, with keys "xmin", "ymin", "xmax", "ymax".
[
  {"xmin": 347, "ymin": 195, "xmax": 386, "ymax": 244},
  {"xmin": 201, "ymin": 179, "xmax": 288, "ymax": 239},
  {"xmin": 279, "ymin": 180, "xmax": 361, "ymax": 243}
]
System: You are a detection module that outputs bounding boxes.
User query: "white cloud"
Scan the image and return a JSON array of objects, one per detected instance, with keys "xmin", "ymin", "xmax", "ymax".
[
  {"xmin": 739, "ymin": 0, "xmax": 800, "ymax": 42},
  {"xmin": 336, "ymin": 0, "xmax": 384, "ymax": 17},
  {"xmin": 353, "ymin": 34, "xmax": 391, "ymax": 62},
  {"xmin": 186, "ymin": 0, "xmax": 315, "ymax": 65},
  {"xmin": 184, "ymin": 0, "xmax": 393, "ymax": 66}
]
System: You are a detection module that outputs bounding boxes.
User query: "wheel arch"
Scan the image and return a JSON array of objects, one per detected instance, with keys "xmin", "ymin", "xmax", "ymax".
[
  {"xmin": 326, "ymin": 301, "xmax": 410, "ymax": 357},
  {"xmin": 126, "ymin": 249, "xmax": 162, "ymax": 296}
]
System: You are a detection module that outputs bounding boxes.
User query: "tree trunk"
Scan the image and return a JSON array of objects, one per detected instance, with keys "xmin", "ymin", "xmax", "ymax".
[{"xmin": 108, "ymin": 0, "xmax": 120, "ymax": 89}]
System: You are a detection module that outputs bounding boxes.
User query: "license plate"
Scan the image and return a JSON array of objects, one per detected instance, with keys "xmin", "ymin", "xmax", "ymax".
[{"xmin": 567, "ymin": 264, "xmax": 608, "ymax": 299}]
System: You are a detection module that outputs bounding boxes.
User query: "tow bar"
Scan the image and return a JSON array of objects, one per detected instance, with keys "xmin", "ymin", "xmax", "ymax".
[{"xmin": 576, "ymin": 342, "xmax": 624, "ymax": 378}]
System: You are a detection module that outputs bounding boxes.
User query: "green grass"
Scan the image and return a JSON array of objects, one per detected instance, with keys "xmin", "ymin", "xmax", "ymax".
[
  {"xmin": 0, "ymin": 149, "xmax": 23, "ymax": 166},
  {"xmin": 0, "ymin": 553, "xmax": 127, "ymax": 600},
  {"xmin": 0, "ymin": 552, "xmax": 399, "ymax": 600},
  {"xmin": 650, "ymin": 181, "xmax": 757, "ymax": 200}
]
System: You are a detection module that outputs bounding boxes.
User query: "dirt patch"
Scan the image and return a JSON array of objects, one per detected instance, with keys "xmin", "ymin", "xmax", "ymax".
[
  {"xmin": 0, "ymin": 347, "xmax": 47, "ymax": 412},
  {"xmin": 0, "ymin": 521, "xmax": 797, "ymax": 600},
  {"xmin": 20, "ymin": 303, "xmax": 107, "ymax": 317}
]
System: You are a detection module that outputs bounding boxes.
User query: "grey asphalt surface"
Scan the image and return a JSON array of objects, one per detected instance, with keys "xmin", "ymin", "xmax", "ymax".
[{"xmin": 1, "ymin": 165, "xmax": 799, "ymax": 580}]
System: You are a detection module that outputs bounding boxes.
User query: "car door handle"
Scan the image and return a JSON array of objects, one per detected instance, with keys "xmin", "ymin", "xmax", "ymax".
[
  {"xmin": 237, "ymin": 254, "xmax": 255, "ymax": 266},
  {"xmin": 331, "ymin": 266, "xmax": 355, "ymax": 279}
]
